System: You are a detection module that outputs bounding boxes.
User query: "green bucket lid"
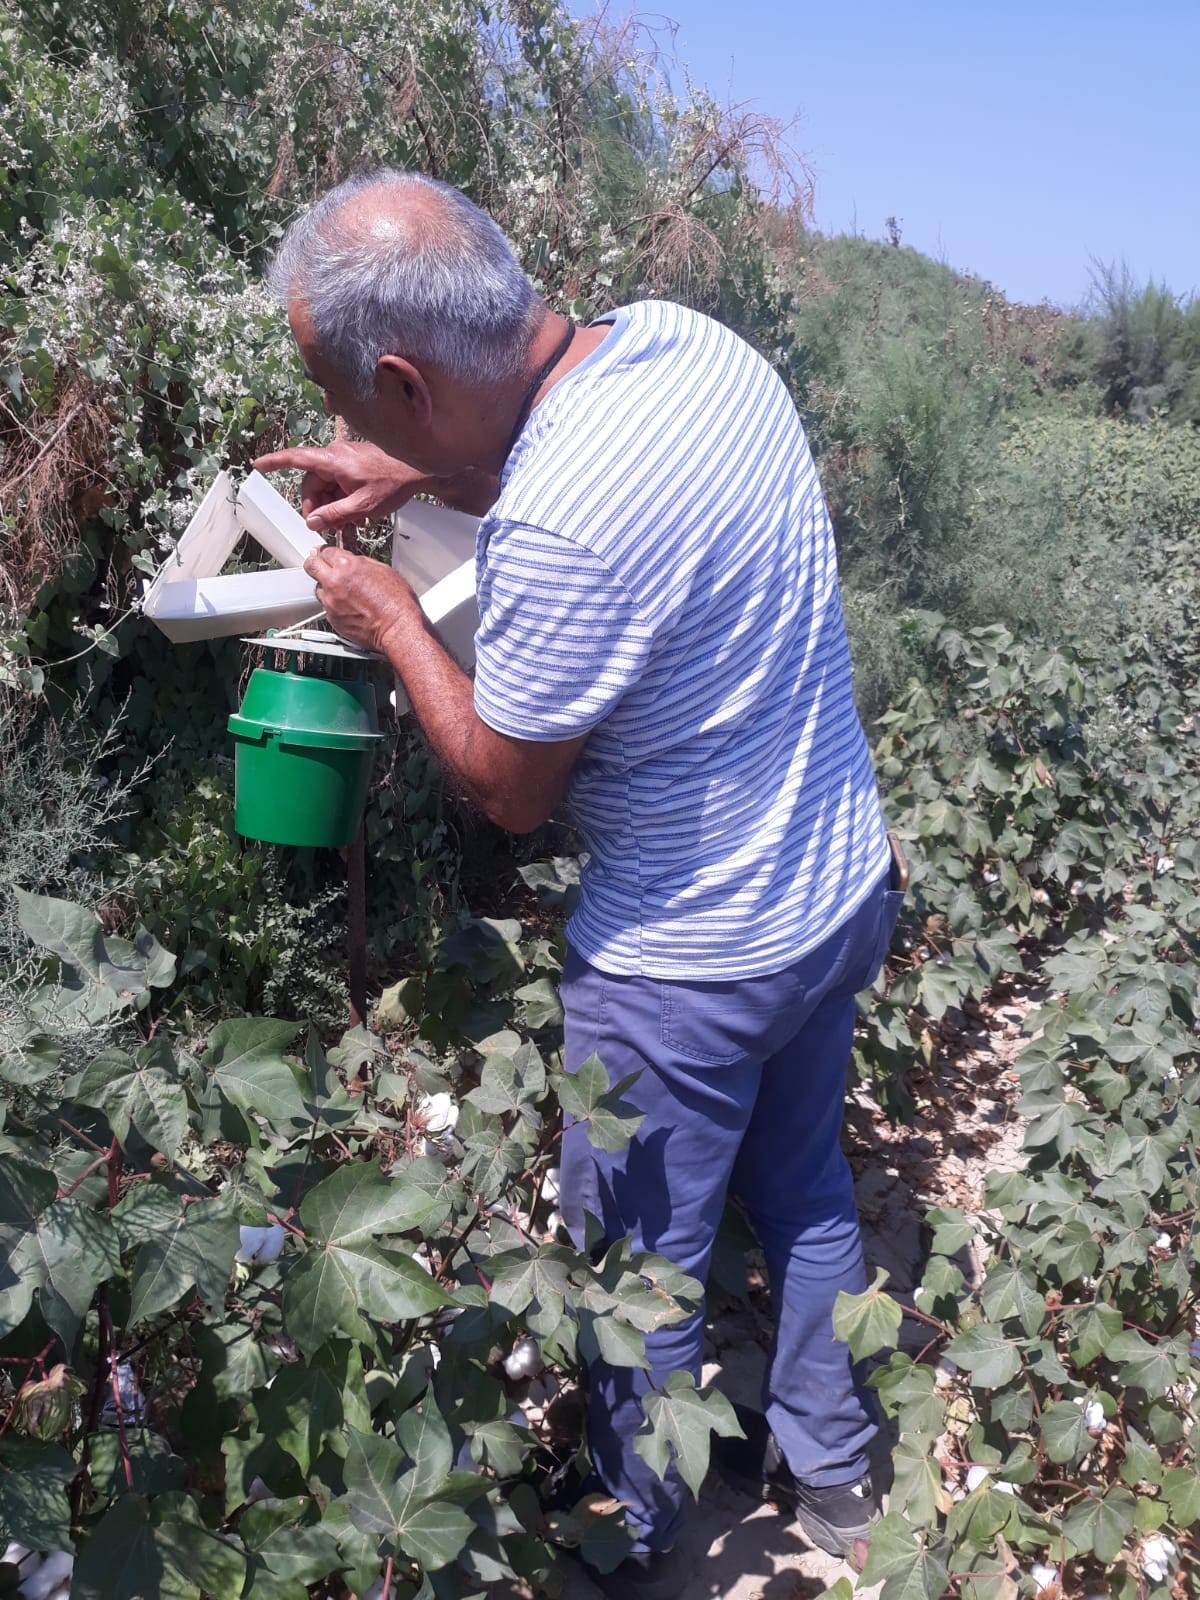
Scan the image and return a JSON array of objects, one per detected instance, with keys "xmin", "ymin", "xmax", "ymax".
[{"xmin": 228, "ymin": 667, "xmax": 383, "ymax": 750}]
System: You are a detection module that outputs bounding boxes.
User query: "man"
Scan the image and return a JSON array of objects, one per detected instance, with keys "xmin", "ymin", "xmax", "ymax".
[{"xmin": 257, "ymin": 169, "xmax": 901, "ymax": 1598}]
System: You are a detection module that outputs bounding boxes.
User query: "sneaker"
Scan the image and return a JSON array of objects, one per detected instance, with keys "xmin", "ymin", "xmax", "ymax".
[{"xmin": 715, "ymin": 1403, "xmax": 878, "ymax": 1558}]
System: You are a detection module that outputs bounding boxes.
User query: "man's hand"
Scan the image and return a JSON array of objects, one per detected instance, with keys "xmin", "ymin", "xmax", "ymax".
[
  {"xmin": 303, "ymin": 546, "xmax": 418, "ymax": 653},
  {"xmin": 254, "ymin": 440, "xmax": 502, "ymax": 530},
  {"xmin": 253, "ymin": 440, "xmax": 429, "ymax": 533}
]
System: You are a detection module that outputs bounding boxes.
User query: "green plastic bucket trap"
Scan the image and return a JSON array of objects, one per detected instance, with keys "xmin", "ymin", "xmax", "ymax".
[{"xmin": 228, "ymin": 665, "xmax": 383, "ymax": 848}]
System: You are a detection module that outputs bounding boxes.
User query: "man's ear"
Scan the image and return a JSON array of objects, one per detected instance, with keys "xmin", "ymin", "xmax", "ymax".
[{"xmin": 375, "ymin": 355, "xmax": 433, "ymax": 428}]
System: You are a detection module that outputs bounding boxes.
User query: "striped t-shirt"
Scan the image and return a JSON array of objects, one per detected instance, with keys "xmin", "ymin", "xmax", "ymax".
[{"xmin": 472, "ymin": 300, "xmax": 889, "ymax": 979}]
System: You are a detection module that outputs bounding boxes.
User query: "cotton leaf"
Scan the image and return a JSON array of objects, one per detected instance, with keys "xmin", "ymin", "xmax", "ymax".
[{"xmin": 631, "ymin": 1370, "xmax": 743, "ymax": 1497}]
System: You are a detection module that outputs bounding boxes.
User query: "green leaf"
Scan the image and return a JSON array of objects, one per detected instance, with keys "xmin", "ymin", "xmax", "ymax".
[
  {"xmin": 632, "ymin": 1370, "xmax": 742, "ymax": 1498},
  {"xmin": 1110, "ymin": 971, "xmax": 1171, "ymax": 1025},
  {"xmin": 253, "ymin": 1343, "xmax": 368, "ymax": 1475},
  {"xmin": 1062, "ymin": 1486, "xmax": 1136, "ymax": 1562},
  {"xmin": 284, "ymin": 1162, "xmax": 451, "ymax": 1355},
  {"xmin": 557, "ymin": 1055, "xmax": 645, "ymax": 1153},
  {"xmin": 88, "ymin": 1431, "xmax": 185, "ymax": 1500},
  {"xmin": 243, "ymin": 1517, "xmax": 343, "ymax": 1599},
  {"xmin": 468, "ymin": 1418, "xmax": 532, "ymax": 1478},
  {"xmin": 194, "ymin": 1321, "xmax": 277, "ymax": 1402},
  {"xmin": 202, "ymin": 1018, "xmax": 308, "ymax": 1128},
  {"xmin": 1066, "ymin": 1302, "xmax": 1122, "ymax": 1367},
  {"xmin": 73, "ymin": 1492, "xmax": 246, "ymax": 1600},
  {"xmin": 465, "ymin": 1042, "xmax": 547, "ymax": 1118},
  {"xmin": 396, "ymin": 1397, "xmax": 454, "ymax": 1502},
  {"xmin": 0, "ymin": 1157, "xmax": 60, "ymax": 1336},
  {"xmin": 927, "ymin": 1207, "xmax": 975, "ymax": 1256},
  {"xmin": 299, "ymin": 1157, "xmax": 445, "ymax": 1243},
  {"xmin": 980, "ymin": 1262, "xmax": 1045, "ymax": 1338},
  {"xmin": 342, "ymin": 1427, "xmax": 473, "ymax": 1569},
  {"xmin": 1162, "ymin": 1466, "xmax": 1200, "ymax": 1527},
  {"xmin": 860, "ymin": 1514, "xmax": 949, "ymax": 1600},
  {"xmin": 15, "ymin": 891, "xmax": 174, "ymax": 1020},
  {"xmin": 487, "ymin": 1246, "xmax": 571, "ymax": 1337},
  {"xmin": 459, "ymin": 1119, "xmax": 526, "ymax": 1203},
  {"xmin": 4, "ymin": 1197, "xmax": 120, "ymax": 1347},
  {"xmin": 128, "ymin": 1191, "xmax": 240, "ymax": 1325},
  {"xmin": 76, "ymin": 1039, "xmax": 189, "ymax": 1158},
  {"xmin": 514, "ymin": 977, "xmax": 564, "ymax": 1030},
  {"xmin": 870, "ymin": 1356, "xmax": 946, "ymax": 1436},
  {"xmin": 1108, "ymin": 1330, "xmax": 1189, "ymax": 1397},
  {"xmin": 944, "ymin": 1322, "xmax": 1023, "ymax": 1387},
  {"xmin": 832, "ymin": 1267, "xmax": 903, "ymax": 1360},
  {"xmin": 0, "ymin": 1438, "xmax": 74, "ymax": 1551},
  {"xmin": 945, "ymin": 1482, "xmax": 1019, "ymax": 1549},
  {"xmin": 890, "ymin": 1435, "xmax": 943, "ymax": 1526},
  {"xmin": 578, "ymin": 1305, "xmax": 649, "ymax": 1368},
  {"xmin": 342, "ymin": 1427, "xmax": 409, "ymax": 1536},
  {"xmin": 393, "ymin": 1493, "xmax": 476, "ymax": 1572},
  {"xmin": 1040, "ymin": 1399, "xmax": 1090, "ymax": 1464},
  {"xmin": 0, "ymin": 1032, "xmax": 62, "ymax": 1088},
  {"xmin": 1119, "ymin": 1426, "xmax": 1163, "ymax": 1490}
]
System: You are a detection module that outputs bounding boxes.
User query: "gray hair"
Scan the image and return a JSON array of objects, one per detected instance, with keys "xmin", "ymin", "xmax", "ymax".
[{"xmin": 267, "ymin": 170, "xmax": 540, "ymax": 397}]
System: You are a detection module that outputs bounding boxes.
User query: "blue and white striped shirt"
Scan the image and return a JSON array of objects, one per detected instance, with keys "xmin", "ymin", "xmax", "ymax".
[{"xmin": 473, "ymin": 300, "xmax": 889, "ymax": 978}]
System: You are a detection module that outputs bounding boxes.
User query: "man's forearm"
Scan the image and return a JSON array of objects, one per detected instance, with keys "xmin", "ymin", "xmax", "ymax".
[{"xmin": 377, "ymin": 596, "xmax": 500, "ymax": 820}]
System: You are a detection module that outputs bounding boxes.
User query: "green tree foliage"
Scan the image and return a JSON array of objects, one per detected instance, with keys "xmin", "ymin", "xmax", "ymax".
[
  {"xmin": 1089, "ymin": 262, "xmax": 1200, "ymax": 424},
  {"xmin": 0, "ymin": 0, "xmax": 803, "ymax": 1017}
]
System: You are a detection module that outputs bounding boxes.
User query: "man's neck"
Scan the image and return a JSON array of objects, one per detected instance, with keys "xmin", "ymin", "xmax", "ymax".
[{"xmin": 465, "ymin": 308, "xmax": 612, "ymax": 478}]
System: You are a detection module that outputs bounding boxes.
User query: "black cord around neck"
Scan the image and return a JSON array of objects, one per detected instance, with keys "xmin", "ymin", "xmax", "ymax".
[{"xmin": 503, "ymin": 320, "xmax": 576, "ymax": 466}]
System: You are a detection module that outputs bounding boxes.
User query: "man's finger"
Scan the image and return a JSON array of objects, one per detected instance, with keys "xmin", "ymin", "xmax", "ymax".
[
  {"xmin": 254, "ymin": 447, "xmax": 337, "ymax": 475},
  {"xmin": 306, "ymin": 490, "xmax": 375, "ymax": 533}
]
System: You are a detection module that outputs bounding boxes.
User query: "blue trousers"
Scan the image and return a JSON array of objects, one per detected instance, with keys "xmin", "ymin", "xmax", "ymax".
[{"xmin": 559, "ymin": 873, "xmax": 902, "ymax": 1551}]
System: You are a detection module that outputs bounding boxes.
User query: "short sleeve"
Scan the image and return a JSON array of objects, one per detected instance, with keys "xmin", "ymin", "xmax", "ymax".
[{"xmin": 472, "ymin": 521, "xmax": 655, "ymax": 741}]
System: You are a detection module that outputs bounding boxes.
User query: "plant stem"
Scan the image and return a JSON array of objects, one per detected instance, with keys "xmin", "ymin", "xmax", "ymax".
[{"xmin": 100, "ymin": 1298, "xmax": 134, "ymax": 1491}]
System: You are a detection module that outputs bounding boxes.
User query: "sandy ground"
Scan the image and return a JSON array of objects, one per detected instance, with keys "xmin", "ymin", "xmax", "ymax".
[{"xmin": 550, "ymin": 991, "xmax": 1032, "ymax": 1600}]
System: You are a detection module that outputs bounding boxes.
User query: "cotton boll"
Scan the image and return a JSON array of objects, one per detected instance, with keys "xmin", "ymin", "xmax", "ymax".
[
  {"xmin": 994, "ymin": 1480, "xmax": 1018, "ymax": 1496},
  {"xmin": 1084, "ymin": 1401, "xmax": 1105, "ymax": 1432},
  {"xmin": 1029, "ymin": 1564, "xmax": 1057, "ymax": 1591},
  {"xmin": 545, "ymin": 1209, "xmax": 563, "ymax": 1238},
  {"xmin": 934, "ymin": 1357, "xmax": 959, "ymax": 1389},
  {"xmin": 502, "ymin": 1335, "xmax": 543, "ymax": 1382},
  {"xmin": 418, "ymin": 1092, "xmax": 458, "ymax": 1136},
  {"xmin": 236, "ymin": 1224, "xmax": 285, "ymax": 1266},
  {"xmin": 1141, "ymin": 1537, "xmax": 1176, "ymax": 1583},
  {"xmin": 21, "ymin": 1551, "xmax": 74, "ymax": 1600},
  {"xmin": 1154, "ymin": 1232, "xmax": 1171, "ymax": 1251},
  {"xmin": 542, "ymin": 1168, "xmax": 561, "ymax": 1205},
  {"xmin": 965, "ymin": 1465, "xmax": 990, "ymax": 1492}
]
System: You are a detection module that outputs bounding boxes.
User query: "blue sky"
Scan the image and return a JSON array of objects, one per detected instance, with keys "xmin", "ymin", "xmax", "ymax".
[{"xmin": 574, "ymin": 0, "xmax": 1199, "ymax": 310}]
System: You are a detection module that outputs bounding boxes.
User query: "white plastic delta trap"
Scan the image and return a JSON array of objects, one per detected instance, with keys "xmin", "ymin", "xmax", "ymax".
[
  {"xmin": 388, "ymin": 499, "xmax": 480, "ymax": 712},
  {"xmin": 141, "ymin": 471, "xmax": 324, "ymax": 643},
  {"xmin": 141, "ymin": 473, "xmax": 481, "ymax": 684}
]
